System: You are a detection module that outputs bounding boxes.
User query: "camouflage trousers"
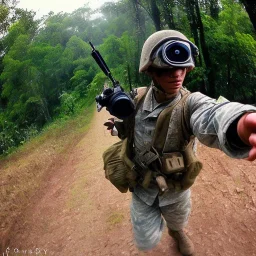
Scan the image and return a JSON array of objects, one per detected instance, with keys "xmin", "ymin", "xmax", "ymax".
[{"xmin": 130, "ymin": 190, "xmax": 191, "ymax": 251}]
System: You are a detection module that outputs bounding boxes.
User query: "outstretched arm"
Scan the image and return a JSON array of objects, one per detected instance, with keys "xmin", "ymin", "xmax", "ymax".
[
  {"xmin": 237, "ymin": 113, "xmax": 256, "ymax": 161},
  {"xmin": 187, "ymin": 92, "xmax": 256, "ymax": 159}
]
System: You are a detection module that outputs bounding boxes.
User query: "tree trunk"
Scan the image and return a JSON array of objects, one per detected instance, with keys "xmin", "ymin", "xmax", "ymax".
[
  {"xmin": 209, "ymin": 0, "xmax": 220, "ymax": 20},
  {"xmin": 240, "ymin": 0, "xmax": 256, "ymax": 31},
  {"xmin": 41, "ymin": 98, "xmax": 52, "ymax": 123},
  {"xmin": 130, "ymin": 0, "xmax": 146, "ymax": 84},
  {"xmin": 194, "ymin": 0, "xmax": 216, "ymax": 97},
  {"xmin": 185, "ymin": 0, "xmax": 202, "ymax": 66},
  {"xmin": 150, "ymin": 0, "xmax": 161, "ymax": 31},
  {"xmin": 162, "ymin": 0, "xmax": 176, "ymax": 29}
]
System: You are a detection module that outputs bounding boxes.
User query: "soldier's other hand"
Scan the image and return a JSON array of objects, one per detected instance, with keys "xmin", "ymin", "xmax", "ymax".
[
  {"xmin": 237, "ymin": 113, "xmax": 256, "ymax": 161},
  {"xmin": 104, "ymin": 118, "xmax": 118, "ymax": 136},
  {"xmin": 104, "ymin": 118, "xmax": 115, "ymax": 130}
]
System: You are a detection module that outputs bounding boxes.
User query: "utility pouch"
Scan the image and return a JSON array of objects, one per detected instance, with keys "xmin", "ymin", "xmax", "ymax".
[
  {"xmin": 163, "ymin": 139, "xmax": 203, "ymax": 192},
  {"xmin": 180, "ymin": 139, "xmax": 203, "ymax": 190},
  {"xmin": 160, "ymin": 152, "xmax": 185, "ymax": 175}
]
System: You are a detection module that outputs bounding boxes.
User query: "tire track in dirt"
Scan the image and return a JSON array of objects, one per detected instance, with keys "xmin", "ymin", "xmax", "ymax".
[{"xmin": 4, "ymin": 109, "xmax": 256, "ymax": 256}]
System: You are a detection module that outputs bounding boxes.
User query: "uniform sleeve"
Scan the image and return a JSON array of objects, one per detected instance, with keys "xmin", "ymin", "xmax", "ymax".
[{"xmin": 187, "ymin": 92, "xmax": 256, "ymax": 159}]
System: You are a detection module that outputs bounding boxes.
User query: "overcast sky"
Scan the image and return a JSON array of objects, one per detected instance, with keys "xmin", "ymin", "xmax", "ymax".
[{"xmin": 17, "ymin": 0, "xmax": 117, "ymax": 18}]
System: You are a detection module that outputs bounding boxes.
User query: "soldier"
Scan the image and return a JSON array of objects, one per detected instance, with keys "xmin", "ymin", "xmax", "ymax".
[{"xmin": 104, "ymin": 30, "xmax": 256, "ymax": 255}]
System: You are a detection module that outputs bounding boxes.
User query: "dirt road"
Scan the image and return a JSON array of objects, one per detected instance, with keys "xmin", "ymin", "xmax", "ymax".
[{"xmin": 5, "ymin": 109, "xmax": 256, "ymax": 256}]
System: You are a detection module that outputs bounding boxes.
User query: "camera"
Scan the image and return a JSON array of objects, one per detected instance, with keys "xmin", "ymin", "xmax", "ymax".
[
  {"xmin": 89, "ymin": 41, "xmax": 136, "ymax": 120},
  {"xmin": 95, "ymin": 84, "xmax": 135, "ymax": 120}
]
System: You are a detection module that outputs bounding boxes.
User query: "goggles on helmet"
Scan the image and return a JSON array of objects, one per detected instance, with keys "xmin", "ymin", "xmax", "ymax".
[{"xmin": 151, "ymin": 40, "xmax": 194, "ymax": 69}]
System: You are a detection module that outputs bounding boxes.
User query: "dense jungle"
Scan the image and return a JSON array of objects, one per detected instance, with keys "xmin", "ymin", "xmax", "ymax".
[{"xmin": 0, "ymin": 0, "xmax": 256, "ymax": 155}]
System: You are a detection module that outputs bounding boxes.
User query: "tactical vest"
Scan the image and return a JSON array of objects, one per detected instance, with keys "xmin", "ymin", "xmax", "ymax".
[{"xmin": 103, "ymin": 86, "xmax": 202, "ymax": 193}]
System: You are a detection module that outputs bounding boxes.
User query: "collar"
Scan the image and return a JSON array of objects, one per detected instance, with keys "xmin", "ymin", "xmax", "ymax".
[
  {"xmin": 142, "ymin": 85, "xmax": 154, "ymax": 112},
  {"xmin": 142, "ymin": 82, "xmax": 182, "ymax": 112}
]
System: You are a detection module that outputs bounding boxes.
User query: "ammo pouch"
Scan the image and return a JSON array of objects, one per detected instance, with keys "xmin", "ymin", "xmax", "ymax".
[
  {"xmin": 181, "ymin": 139, "xmax": 203, "ymax": 190},
  {"xmin": 160, "ymin": 152, "xmax": 185, "ymax": 175},
  {"xmin": 103, "ymin": 138, "xmax": 137, "ymax": 193},
  {"xmin": 166, "ymin": 139, "xmax": 203, "ymax": 191}
]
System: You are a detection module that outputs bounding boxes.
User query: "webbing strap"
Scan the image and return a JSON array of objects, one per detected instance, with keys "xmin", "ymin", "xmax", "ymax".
[
  {"xmin": 152, "ymin": 89, "xmax": 191, "ymax": 153},
  {"xmin": 125, "ymin": 87, "xmax": 149, "ymax": 151},
  {"xmin": 127, "ymin": 86, "xmax": 191, "ymax": 155}
]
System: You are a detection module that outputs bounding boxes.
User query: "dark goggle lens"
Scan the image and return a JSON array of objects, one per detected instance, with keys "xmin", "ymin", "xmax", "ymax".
[{"xmin": 164, "ymin": 42, "xmax": 190, "ymax": 63}]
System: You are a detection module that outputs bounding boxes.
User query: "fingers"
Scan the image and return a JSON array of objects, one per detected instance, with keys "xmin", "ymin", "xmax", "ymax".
[
  {"xmin": 245, "ymin": 133, "xmax": 256, "ymax": 161},
  {"xmin": 237, "ymin": 113, "xmax": 256, "ymax": 145},
  {"xmin": 104, "ymin": 121, "xmax": 114, "ymax": 129},
  {"xmin": 249, "ymin": 133, "xmax": 256, "ymax": 146},
  {"xmin": 103, "ymin": 118, "xmax": 115, "ymax": 130},
  {"xmin": 246, "ymin": 147, "xmax": 256, "ymax": 161},
  {"xmin": 244, "ymin": 113, "xmax": 256, "ymax": 131},
  {"xmin": 111, "ymin": 127, "xmax": 118, "ymax": 136}
]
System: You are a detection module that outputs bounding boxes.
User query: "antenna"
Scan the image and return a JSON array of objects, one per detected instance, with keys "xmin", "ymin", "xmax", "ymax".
[{"xmin": 89, "ymin": 42, "xmax": 117, "ymax": 87}]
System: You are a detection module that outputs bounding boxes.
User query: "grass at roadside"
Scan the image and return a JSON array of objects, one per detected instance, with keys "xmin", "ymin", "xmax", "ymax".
[{"xmin": 0, "ymin": 103, "xmax": 95, "ymax": 247}]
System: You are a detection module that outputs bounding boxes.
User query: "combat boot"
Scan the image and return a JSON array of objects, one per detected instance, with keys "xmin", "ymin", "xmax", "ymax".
[{"xmin": 168, "ymin": 229, "xmax": 194, "ymax": 256}]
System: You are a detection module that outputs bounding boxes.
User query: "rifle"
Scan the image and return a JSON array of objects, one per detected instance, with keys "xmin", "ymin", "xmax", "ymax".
[{"xmin": 89, "ymin": 42, "xmax": 135, "ymax": 119}]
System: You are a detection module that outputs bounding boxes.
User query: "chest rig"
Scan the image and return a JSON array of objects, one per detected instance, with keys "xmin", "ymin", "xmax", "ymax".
[{"xmin": 120, "ymin": 86, "xmax": 202, "ymax": 193}]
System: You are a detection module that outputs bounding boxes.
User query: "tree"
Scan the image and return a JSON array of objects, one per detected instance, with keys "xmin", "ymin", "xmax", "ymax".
[
  {"xmin": 131, "ymin": 0, "xmax": 162, "ymax": 31},
  {"xmin": 184, "ymin": 0, "xmax": 215, "ymax": 95},
  {"xmin": 203, "ymin": 0, "xmax": 256, "ymax": 102},
  {"xmin": 0, "ymin": 0, "xmax": 18, "ymax": 35},
  {"xmin": 199, "ymin": 0, "xmax": 220, "ymax": 19},
  {"xmin": 161, "ymin": 0, "xmax": 177, "ymax": 29},
  {"xmin": 1, "ymin": 9, "xmax": 38, "ymax": 52}
]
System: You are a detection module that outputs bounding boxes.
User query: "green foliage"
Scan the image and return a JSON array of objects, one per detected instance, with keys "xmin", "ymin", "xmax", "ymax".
[
  {"xmin": 59, "ymin": 91, "xmax": 76, "ymax": 116},
  {"xmin": 0, "ymin": 5, "xmax": 9, "ymax": 32},
  {"xmin": 0, "ymin": 0, "xmax": 256, "ymax": 155},
  {"xmin": 0, "ymin": 0, "xmax": 19, "ymax": 35},
  {"xmin": 185, "ymin": 67, "xmax": 206, "ymax": 92},
  {"xmin": 203, "ymin": 1, "xmax": 256, "ymax": 101},
  {"xmin": 0, "ymin": 119, "xmax": 39, "ymax": 155}
]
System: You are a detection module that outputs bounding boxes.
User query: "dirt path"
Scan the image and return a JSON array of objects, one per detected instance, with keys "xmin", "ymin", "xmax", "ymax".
[{"xmin": 5, "ymin": 109, "xmax": 256, "ymax": 256}]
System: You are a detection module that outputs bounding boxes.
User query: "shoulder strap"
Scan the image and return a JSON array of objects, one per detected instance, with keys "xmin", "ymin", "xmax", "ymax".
[
  {"xmin": 181, "ymin": 91, "xmax": 193, "ymax": 144},
  {"xmin": 134, "ymin": 87, "xmax": 148, "ymax": 107},
  {"xmin": 152, "ymin": 89, "xmax": 191, "ymax": 153},
  {"xmin": 125, "ymin": 86, "xmax": 149, "ymax": 147}
]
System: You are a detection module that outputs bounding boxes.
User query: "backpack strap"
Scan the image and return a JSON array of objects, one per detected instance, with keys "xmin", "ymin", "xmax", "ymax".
[
  {"xmin": 125, "ymin": 86, "xmax": 149, "ymax": 144},
  {"xmin": 134, "ymin": 87, "xmax": 148, "ymax": 105}
]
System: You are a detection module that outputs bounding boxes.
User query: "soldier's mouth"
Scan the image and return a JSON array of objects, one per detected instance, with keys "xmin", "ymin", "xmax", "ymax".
[{"xmin": 168, "ymin": 80, "xmax": 182, "ymax": 85}]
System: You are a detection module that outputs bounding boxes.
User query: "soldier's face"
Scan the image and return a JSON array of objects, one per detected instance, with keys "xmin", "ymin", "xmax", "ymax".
[{"xmin": 151, "ymin": 67, "xmax": 187, "ymax": 95}]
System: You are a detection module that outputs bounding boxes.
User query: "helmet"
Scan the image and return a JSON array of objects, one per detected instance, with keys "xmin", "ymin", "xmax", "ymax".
[{"xmin": 139, "ymin": 30, "xmax": 199, "ymax": 73}]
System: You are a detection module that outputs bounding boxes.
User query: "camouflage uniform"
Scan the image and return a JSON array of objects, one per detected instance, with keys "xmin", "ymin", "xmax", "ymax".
[{"xmin": 131, "ymin": 85, "xmax": 256, "ymax": 250}]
